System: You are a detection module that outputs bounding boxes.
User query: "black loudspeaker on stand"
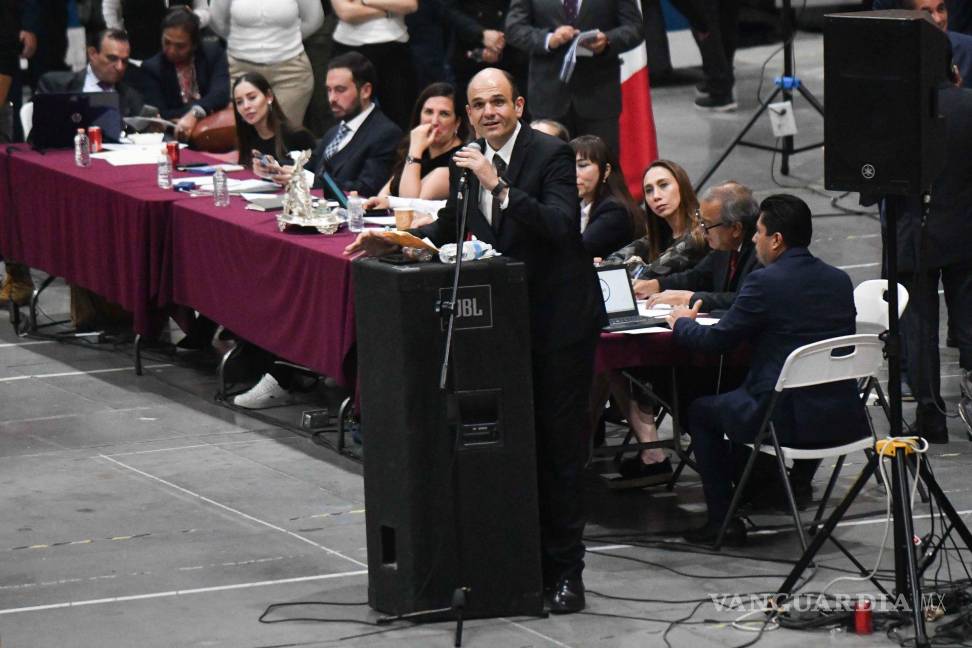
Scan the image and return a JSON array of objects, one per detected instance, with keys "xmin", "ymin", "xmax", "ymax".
[
  {"xmin": 353, "ymin": 256, "xmax": 544, "ymax": 624},
  {"xmin": 774, "ymin": 12, "xmax": 972, "ymax": 648},
  {"xmin": 695, "ymin": 0, "xmax": 824, "ymax": 190}
]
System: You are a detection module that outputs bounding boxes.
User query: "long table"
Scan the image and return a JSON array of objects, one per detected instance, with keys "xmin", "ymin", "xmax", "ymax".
[
  {"xmin": 1, "ymin": 145, "xmax": 732, "ymax": 392},
  {"xmin": 169, "ymin": 196, "xmax": 358, "ymax": 387},
  {"xmin": 0, "ymin": 145, "xmax": 211, "ymax": 335}
]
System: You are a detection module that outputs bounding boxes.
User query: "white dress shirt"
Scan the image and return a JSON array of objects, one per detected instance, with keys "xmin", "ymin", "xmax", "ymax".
[
  {"xmin": 580, "ymin": 200, "xmax": 592, "ymax": 233},
  {"xmin": 209, "ymin": 0, "xmax": 324, "ymax": 64},
  {"xmin": 333, "ymin": 13, "xmax": 409, "ymax": 46},
  {"xmin": 82, "ymin": 65, "xmax": 113, "ymax": 92},
  {"xmin": 331, "ymin": 102, "xmax": 376, "ymax": 156},
  {"xmin": 479, "ymin": 121, "xmax": 520, "ymax": 225}
]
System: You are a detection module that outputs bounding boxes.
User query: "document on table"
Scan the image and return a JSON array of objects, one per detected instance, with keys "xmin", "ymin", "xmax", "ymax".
[
  {"xmin": 363, "ymin": 215, "xmax": 396, "ymax": 226},
  {"xmin": 188, "ymin": 177, "xmax": 280, "ymax": 193},
  {"xmin": 91, "ymin": 148, "xmax": 165, "ymax": 166}
]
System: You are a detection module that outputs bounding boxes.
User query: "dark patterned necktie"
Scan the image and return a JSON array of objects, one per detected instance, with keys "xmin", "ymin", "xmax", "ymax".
[
  {"xmin": 726, "ymin": 250, "xmax": 740, "ymax": 289},
  {"xmin": 563, "ymin": 0, "xmax": 579, "ymax": 25},
  {"xmin": 324, "ymin": 123, "xmax": 351, "ymax": 160},
  {"xmin": 491, "ymin": 156, "xmax": 508, "ymax": 226}
]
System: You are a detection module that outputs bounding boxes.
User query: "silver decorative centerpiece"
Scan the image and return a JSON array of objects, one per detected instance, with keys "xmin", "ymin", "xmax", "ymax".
[{"xmin": 277, "ymin": 149, "xmax": 343, "ymax": 235}]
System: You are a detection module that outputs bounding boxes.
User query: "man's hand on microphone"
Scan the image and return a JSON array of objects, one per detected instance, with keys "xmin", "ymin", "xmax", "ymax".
[{"xmin": 453, "ymin": 145, "xmax": 499, "ymax": 192}]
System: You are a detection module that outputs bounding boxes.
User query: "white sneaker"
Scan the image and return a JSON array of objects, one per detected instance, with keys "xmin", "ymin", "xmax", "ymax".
[{"xmin": 233, "ymin": 374, "xmax": 292, "ymax": 409}]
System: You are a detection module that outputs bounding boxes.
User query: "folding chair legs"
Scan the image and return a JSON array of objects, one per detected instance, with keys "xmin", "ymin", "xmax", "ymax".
[
  {"xmin": 811, "ymin": 455, "xmax": 845, "ymax": 535},
  {"xmin": 771, "ymin": 427, "xmax": 809, "ymax": 553}
]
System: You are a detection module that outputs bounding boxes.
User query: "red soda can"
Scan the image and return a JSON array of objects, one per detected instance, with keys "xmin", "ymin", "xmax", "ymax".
[
  {"xmin": 87, "ymin": 126, "xmax": 102, "ymax": 152},
  {"xmin": 166, "ymin": 141, "xmax": 180, "ymax": 167},
  {"xmin": 854, "ymin": 599, "xmax": 873, "ymax": 635}
]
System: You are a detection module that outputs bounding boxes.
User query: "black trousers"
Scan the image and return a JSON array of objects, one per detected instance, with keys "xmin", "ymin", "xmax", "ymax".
[
  {"xmin": 551, "ymin": 105, "xmax": 620, "ymax": 159},
  {"xmin": 533, "ymin": 334, "xmax": 598, "ymax": 584},
  {"xmin": 670, "ymin": 0, "xmax": 739, "ymax": 96},
  {"xmin": 901, "ymin": 259, "xmax": 972, "ymax": 421}
]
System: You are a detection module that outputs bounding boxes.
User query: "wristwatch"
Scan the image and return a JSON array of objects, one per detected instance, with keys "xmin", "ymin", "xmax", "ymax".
[
  {"xmin": 491, "ymin": 177, "xmax": 510, "ymax": 197},
  {"xmin": 405, "ymin": 155, "xmax": 421, "ymax": 165},
  {"xmin": 190, "ymin": 105, "xmax": 206, "ymax": 119}
]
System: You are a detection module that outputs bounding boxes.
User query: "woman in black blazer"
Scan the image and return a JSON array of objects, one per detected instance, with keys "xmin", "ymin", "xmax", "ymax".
[{"xmin": 569, "ymin": 135, "xmax": 646, "ymax": 259}]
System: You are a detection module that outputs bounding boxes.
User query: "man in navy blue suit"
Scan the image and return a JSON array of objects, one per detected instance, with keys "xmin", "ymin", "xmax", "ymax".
[{"xmin": 668, "ymin": 194, "xmax": 869, "ymax": 545}]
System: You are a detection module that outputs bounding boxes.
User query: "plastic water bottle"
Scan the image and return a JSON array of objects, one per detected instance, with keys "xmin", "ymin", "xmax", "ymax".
[
  {"xmin": 156, "ymin": 147, "xmax": 172, "ymax": 189},
  {"xmin": 74, "ymin": 128, "xmax": 91, "ymax": 167},
  {"xmin": 347, "ymin": 191, "xmax": 364, "ymax": 233},
  {"xmin": 212, "ymin": 167, "xmax": 230, "ymax": 207}
]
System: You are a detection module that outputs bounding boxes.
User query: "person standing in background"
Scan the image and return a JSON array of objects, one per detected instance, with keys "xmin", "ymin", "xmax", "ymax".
[
  {"xmin": 505, "ymin": 0, "xmax": 643, "ymax": 156},
  {"xmin": 210, "ymin": 0, "xmax": 323, "ymax": 126},
  {"xmin": 103, "ymin": 0, "xmax": 210, "ymax": 60},
  {"xmin": 329, "ymin": 0, "xmax": 417, "ymax": 130}
]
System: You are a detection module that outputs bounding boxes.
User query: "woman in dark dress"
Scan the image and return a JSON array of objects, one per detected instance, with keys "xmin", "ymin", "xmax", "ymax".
[
  {"xmin": 570, "ymin": 135, "xmax": 646, "ymax": 259},
  {"xmin": 232, "ymin": 72, "xmax": 316, "ymax": 171},
  {"xmin": 364, "ymin": 82, "xmax": 467, "ymax": 210}
]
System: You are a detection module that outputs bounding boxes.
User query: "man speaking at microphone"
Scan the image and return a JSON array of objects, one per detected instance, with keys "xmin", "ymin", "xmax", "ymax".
[{"xmin": 345, "ymin": 67, "xmax": 604, "ymax": 614}]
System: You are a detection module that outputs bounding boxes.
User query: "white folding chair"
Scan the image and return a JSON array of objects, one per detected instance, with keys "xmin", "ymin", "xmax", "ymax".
[
  {"xmin": 715, "ymin": 334, "xmax": 885, "ymax": 551},
  {"xmin": 853, "ymin": 279, "xmax": 911, "ymax": 426}
]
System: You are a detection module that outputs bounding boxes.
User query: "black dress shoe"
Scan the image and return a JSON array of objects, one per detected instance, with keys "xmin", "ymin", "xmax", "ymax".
[
  {"xmin": 548, "ymin": 575, "xmax": 585, "ymax": 614},
  {"xmin": 683, "ymin": 518, "xmax": 747, "ymax": 547}
]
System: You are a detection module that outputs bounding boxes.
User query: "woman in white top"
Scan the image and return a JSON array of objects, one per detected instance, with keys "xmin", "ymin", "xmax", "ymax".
[
  {"xmin": 209, "ymin": 0, "xmax": 323, "ymax": 125},
  {"xmin": 331, "ymin": 0, "xmax": 417, "ymax": 130}
]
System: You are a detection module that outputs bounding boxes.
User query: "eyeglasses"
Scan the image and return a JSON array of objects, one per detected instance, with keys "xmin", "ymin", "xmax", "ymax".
[{"xmin": 696, "ymin": 209, "xmax": 726, "ymax": 233}]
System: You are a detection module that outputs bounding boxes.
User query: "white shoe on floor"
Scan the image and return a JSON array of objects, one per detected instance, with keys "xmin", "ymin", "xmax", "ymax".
[{"xmin": 233, "ymin": 374, "xmax": 292, "ymax": 409}]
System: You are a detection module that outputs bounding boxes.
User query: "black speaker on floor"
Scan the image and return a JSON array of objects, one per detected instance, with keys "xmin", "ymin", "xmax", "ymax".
[
  {"xmin": 824, "ymin": 10, "xmax": 948, "ymax": 195},
  {"xmin": 353, "ymin": 256, "xmax": 543, "ymax": 619}
]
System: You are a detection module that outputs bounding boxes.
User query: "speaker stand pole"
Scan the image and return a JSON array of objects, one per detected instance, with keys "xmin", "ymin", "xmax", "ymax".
[{"xmin": 694, "ymin": 0, "xmax": 825, "ymax": 191}]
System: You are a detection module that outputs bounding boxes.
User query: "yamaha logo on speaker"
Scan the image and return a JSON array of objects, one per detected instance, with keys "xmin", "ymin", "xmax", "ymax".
[
  {"xmin": 438, "ymin": 284, "xmax": 493, "ymax": 331},
  {"xmin": 861, "ymin": 164, "xmax": 876, "ymax": 180}
]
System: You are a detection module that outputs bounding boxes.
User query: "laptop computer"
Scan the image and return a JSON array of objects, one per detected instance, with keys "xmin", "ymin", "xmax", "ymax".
[
  {"xmin": 597, "ymin": 265, "xmax": 668, "ymax": 332},
  {"xmin": 30, "ymin": 92, "xmax": 123, "ymax": 149}
]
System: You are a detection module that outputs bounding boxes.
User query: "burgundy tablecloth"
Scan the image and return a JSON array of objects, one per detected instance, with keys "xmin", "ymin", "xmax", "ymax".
[
  {"xmin": 0, "ymin": 145, "xmax": 215, "ymax": 334},
  {"xmin": 170, "ymin": 197, "xmax": 357, "ymax": 386}
]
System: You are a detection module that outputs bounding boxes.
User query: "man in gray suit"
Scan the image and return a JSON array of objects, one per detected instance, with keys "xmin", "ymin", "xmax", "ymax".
[{"xmin": 505, "ymin": 0, "xmax": 643, "ymax": 156}]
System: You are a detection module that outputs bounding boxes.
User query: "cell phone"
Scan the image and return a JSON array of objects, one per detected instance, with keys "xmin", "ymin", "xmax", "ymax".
[{"xmin": 176, "ymin": 162, "xmax": 208, "ymax": 170}]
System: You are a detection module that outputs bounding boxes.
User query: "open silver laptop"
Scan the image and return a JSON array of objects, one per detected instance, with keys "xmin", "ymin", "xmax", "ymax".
[{"xmin": 597, "ymin": 265, "xmax": 667, "ymax": 332}]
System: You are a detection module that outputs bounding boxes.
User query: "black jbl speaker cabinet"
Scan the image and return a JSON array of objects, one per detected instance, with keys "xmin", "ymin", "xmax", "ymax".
[
  {"xmin": 824, "ymin": 10, "xmax": 948, "ymax": 195},
  {"xmin": 353, "ymin": 256, "xmax": 543, "ymax": 618}
]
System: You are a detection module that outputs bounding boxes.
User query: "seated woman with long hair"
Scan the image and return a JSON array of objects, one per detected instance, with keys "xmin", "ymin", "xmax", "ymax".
[
  {"xmin": 364, "ymin": 82, "xmax": 468, "ymax": 221},
  {"xmin": 233, "ymin": 72, "xmax": 316, "ymax": 171},
  {"xmin": 570, "ymin": 135, "xmax": 646, "ymax": 259},
  {"xmin": 178, "ymin": 73, "xmax": 316, "ymax": 351},
  {"xmin": 604, "ymin": 159, "xmax": 708, "ymax": 277},
  {"xmin": 594, "ymin": 159, "xmax": 709, "ymax": 486}
]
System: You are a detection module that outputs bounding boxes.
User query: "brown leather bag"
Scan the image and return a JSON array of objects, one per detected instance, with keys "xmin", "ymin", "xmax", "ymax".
[{"xmin": 189, "ymin": 105, "xmax": 236, "ymax": 153}]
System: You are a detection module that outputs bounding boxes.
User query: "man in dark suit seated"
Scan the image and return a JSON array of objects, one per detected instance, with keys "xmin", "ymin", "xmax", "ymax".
[
  {"xmin": 668, "ymin": 194, "xmax": 869, "ymax": 546},
  {"xmin": 634, "ymin": 181, "xmax": 760, "ymax": 312},
  {"xmin": 346, "ymin": 68, "xmax": 605, "ymax": 615},
  {"xmin": 140, "ymin": 8, "xmax": 229, "ymax": 141},
  {"xmin": 308, "ymin": 51, "xmax": 402, "ymax": 198},
  {"xmin": 36, "ymin": 28, "xmax": 143, "ymax": 118}
]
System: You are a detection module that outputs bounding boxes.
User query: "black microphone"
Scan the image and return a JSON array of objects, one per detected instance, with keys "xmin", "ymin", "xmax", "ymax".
[{"xmin": 457, "ymin": 141, "xmax": 482, "ymax": 189}]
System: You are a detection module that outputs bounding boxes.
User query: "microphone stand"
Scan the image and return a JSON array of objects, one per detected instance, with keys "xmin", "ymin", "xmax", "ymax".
[{"xmin": 438, "ymin": 172, "xmax": 473, "ymax": 390}]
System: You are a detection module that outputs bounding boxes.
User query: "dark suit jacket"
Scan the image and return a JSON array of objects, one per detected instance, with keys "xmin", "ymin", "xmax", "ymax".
[
  {"xmin": 309, "ymin": 107, "xmax": 402, "ymax": 197},
  {"xmin": 140, "ymin": 41, "xmax": 230, "ymax": 119},
  {"xmin": 658, "ymin": 239, "xmax": 760, "ymax": 312},
  {"xmin": 674, "ymin": 247, "xmax": 867, "ymax": 446},
  {"xmin": 505, "ymin": 0, "xmax": 643, "ymax": 120},
  {"xmin": 582, "ymin": 196, "xmax": 636, "ymax": 259},
  {"xmin": 36, "ymin": 69, "xmax": 145, "ymax": 118},
  {"xmin": 414, "ymin": 125, "xmax": 605, "ymax": 353},
  {"xmin": 441, "ymin": 0, "xmax": 528, "ymax": 83},
  {"xmin": 889, "ymin": 85, "xmax": 972, "ymax": 272}
]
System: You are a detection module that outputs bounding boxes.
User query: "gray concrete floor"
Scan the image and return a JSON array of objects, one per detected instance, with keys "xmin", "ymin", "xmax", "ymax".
[{"xmin": 3, "ymin": 31, "xmax": 972, "ymax": 648}]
